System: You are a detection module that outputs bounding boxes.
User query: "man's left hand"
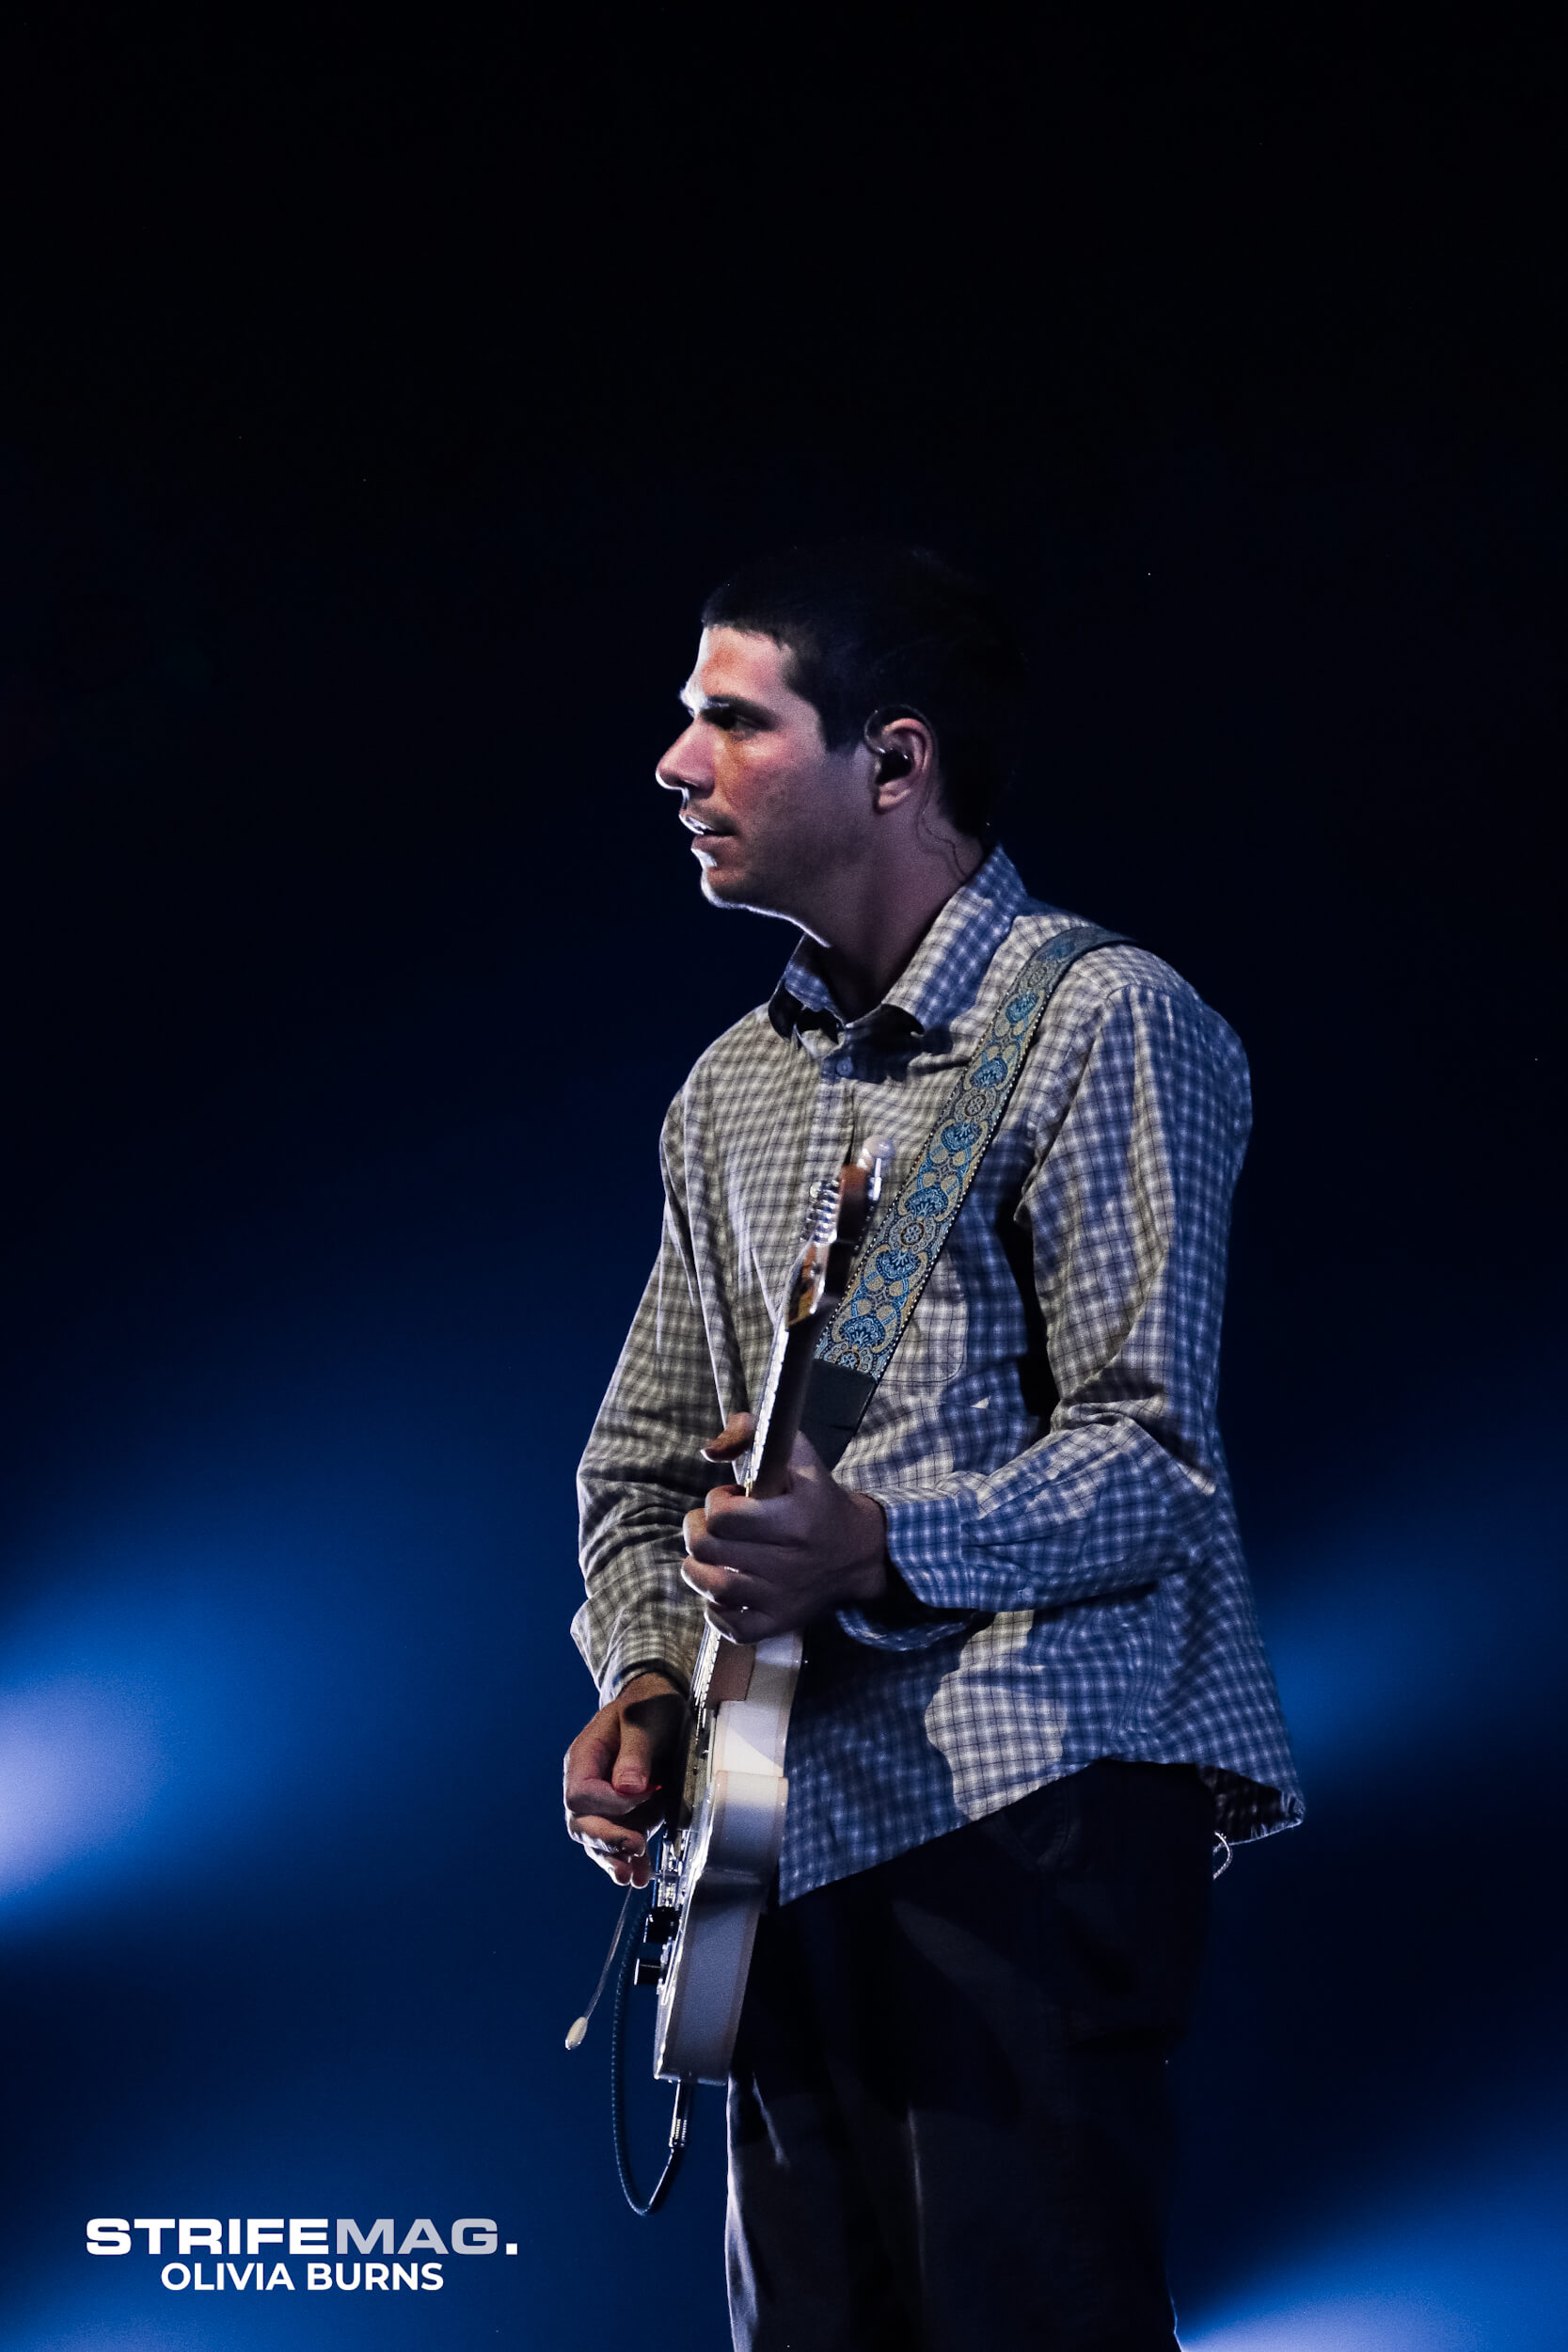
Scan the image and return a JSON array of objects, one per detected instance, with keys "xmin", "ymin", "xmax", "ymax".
[{"xmin": 681, "ymin": 1412, "xmax": 890, "ymax": 1640}]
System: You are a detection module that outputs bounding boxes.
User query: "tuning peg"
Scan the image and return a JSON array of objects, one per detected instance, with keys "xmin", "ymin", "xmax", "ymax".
[{"xmin": 858, "ymin": 1136, "xmax": 895, "ymax": 1202}]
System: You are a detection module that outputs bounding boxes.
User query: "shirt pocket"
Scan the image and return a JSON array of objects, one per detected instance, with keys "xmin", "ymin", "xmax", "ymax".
[{"xmin": 899, "ymin": 1253, "xmax": 968, "ymax": 1379}]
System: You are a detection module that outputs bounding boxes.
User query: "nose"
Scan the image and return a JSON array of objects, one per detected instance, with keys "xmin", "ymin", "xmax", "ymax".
[{"xmin": 656, "ymin": 715, "xmax": 710, "ymax": 796}]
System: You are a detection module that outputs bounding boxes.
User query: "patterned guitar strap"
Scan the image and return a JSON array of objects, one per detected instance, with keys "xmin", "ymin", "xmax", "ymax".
[{"xmin": 800, "ymin": 924, "xmax": 1128, "ymax": 1471}]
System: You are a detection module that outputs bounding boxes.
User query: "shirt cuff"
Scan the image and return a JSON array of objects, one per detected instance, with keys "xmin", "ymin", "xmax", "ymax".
[
  {"xmin": 610, "ymin": 1658, "xmax": 692, "ymax": 1701},
  {"xmin": 593, "ymin": 1609, "xmax": 703, "ymax": 1706},
  {"xmin": 834, "ymin": 1501, "xmax": 981, "ymax": 1651}
]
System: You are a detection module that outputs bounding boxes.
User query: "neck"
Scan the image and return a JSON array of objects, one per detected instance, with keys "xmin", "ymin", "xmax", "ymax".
[{"xmin": 809, "ymin": 834, "xmax": 988, "ymax": 1021}]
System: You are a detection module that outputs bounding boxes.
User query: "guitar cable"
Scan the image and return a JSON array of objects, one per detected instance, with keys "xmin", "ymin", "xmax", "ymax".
[
  {"xmin": 564, "ymin": 1882, "xmax": 641, "ymax": 2053},
  {"xmin": 609, "ymin": 1880, "xmax": 693, "ymax": 2216},
  {"xmin": 565, "ymin": 1866, "xmax": 692, "ymax": 2217}
]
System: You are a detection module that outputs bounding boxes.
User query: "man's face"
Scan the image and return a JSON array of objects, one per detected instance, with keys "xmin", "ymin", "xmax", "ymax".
[{"xmin": 656, "ymin": 627, "xmax": 863, "ymax": 926}]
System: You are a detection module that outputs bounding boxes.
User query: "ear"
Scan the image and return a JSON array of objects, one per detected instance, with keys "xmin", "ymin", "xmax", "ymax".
[{"xmin": 862, "ymin": 709, "xmax": 938, "ymax": 813}]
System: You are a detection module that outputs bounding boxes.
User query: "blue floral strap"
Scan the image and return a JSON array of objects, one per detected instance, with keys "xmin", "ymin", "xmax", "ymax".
[{"xmin": 799, "ymin": 925, "xmax": 1127, "ymax": 1470}]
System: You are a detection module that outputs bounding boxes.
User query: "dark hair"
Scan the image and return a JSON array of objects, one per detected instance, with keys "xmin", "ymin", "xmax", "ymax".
[{"xmin": 700, "ymin": 540, "xmax": 1025, "ymax": 837}]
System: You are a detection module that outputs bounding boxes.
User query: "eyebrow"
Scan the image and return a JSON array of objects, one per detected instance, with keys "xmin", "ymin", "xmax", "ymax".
[{"xmin": 678, "ymin": 689, "xmax": 776, "ymax": 724}]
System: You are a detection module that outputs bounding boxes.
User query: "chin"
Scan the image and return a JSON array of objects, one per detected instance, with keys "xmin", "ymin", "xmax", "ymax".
[
  {"xmin": 696, "ymin": 850, "xmax": 797, "ymax": 922},
  {"xmin": 698, "ymin": 863, "xmax": 754, "ymax": 909}
]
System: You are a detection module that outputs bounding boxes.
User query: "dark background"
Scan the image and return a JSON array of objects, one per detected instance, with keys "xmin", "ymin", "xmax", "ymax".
[{"xmin": 2, "ymin": 10, "xmax": 1563, "ymax": 2347}]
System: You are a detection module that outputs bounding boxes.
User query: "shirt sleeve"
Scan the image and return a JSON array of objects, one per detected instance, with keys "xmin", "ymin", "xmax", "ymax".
[
  {"xmin": 840, "ymin": 976, "xmax": 1250, "ymax": 1643},
  {"xmin": 573, "ymin": 1096, "xmax": 719, "ymax": 1702}
]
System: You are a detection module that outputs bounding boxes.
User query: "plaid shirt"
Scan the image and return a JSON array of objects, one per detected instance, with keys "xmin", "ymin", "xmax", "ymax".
[{"xmin": 574, "ymin": 848, "xmax": 1302, "ymax": 1901}]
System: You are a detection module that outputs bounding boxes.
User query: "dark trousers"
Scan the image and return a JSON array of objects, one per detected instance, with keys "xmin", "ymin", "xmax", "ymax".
[{"xmin": 725, "ymin": 1762, "xmax": 1214, "ymax": 2352}]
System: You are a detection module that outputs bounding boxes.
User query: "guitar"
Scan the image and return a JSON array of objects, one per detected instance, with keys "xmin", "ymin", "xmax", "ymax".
[{"xmin": 640, "ymin": 1138, "xmax": 889, "ymax": 2086}]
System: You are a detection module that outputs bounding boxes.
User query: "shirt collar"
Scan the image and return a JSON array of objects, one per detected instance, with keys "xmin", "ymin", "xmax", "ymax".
[{"xmin": 768, "ymin": 845, "xmax": 1038, "ymax": 1041}]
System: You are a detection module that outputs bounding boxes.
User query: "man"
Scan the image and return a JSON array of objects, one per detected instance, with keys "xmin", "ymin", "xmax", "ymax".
[{"xmin": 564, "ymin": 542, "xmax": 1301, "ymax": 2350}]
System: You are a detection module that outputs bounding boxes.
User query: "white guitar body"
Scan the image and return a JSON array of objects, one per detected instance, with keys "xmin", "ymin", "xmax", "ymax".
[{"xmin": 651, "ymin": 1629, "xmax": 802, "ymax": 2084}]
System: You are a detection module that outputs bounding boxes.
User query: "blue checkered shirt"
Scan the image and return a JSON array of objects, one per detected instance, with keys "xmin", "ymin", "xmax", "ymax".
[{"xmin": 574, "ymin": 848, "xmax": 1303, "ymax": 1900}]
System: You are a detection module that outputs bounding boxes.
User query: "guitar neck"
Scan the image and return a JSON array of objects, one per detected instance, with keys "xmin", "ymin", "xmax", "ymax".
[
  {"xmin": 748, "ymin": 1313, "xmax": 822, "ymax": 1499},
  {"xmin": 688, "ymin": 1303, "xmax": 812, "ymax": 1712},
  {"xmin": 689, "ymin": 1150, "xmax": 882, "ymax": 1709},
  {"xmin": 746, "ymin": 1167, "xmax": 856, "ymax": 1500}
]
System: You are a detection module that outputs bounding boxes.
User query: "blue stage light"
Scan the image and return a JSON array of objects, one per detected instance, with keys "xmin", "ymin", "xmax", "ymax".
[
  {"xmin": 0, "ymin": 1470, "xmax": 453, "ymax": 1921},
  {"xmin": 1181, "ymin": 2122, "xmax": 1568, "ymax": 2349},
  {"xmin": 1257, "ymin": 1464, "xmax": 1563, "ymax": 1785},
  {"xmin": 0, "ymin": 1675, "xmax": 166, "ymax": 1901}
]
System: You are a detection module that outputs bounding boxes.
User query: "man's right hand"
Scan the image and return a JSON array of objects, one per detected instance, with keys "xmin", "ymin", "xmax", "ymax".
[{"xmin": 562, "ymin": 1672, "xmax": 688, "ymax": 1888}]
